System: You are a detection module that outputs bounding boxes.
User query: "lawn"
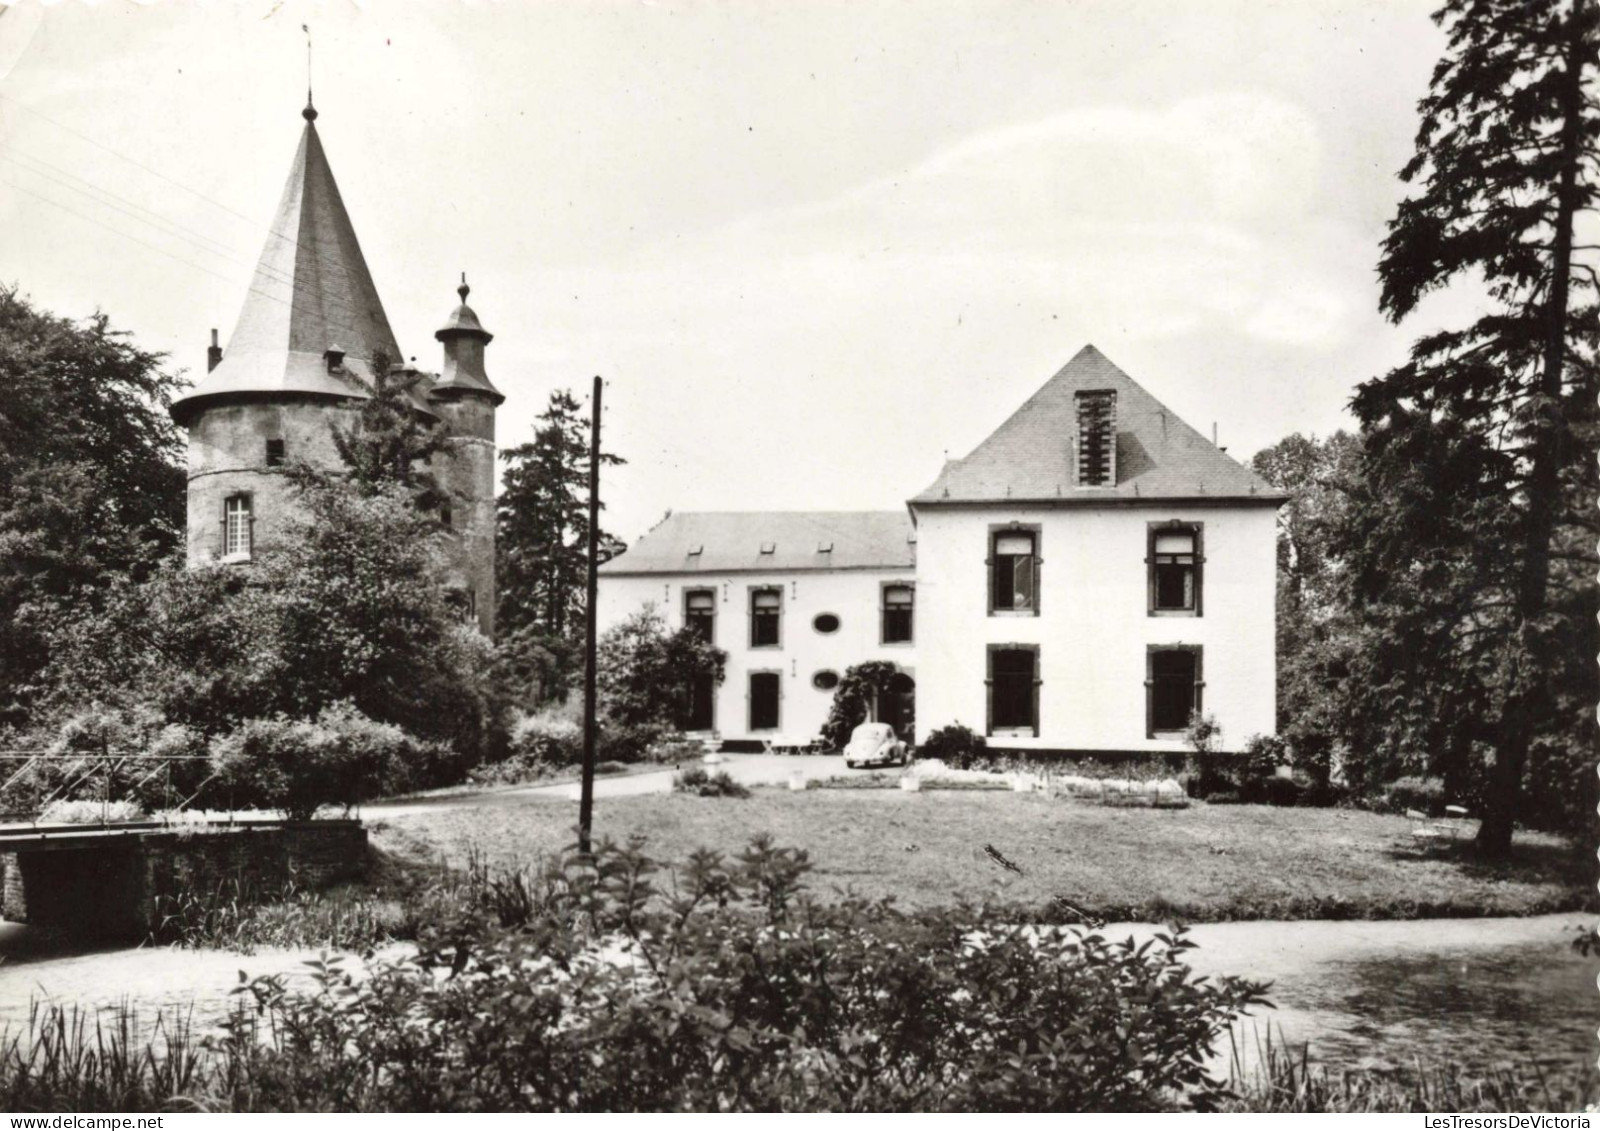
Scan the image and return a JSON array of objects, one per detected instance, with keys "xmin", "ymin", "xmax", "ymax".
[{"xmin": 370, "ymin": 789, "xmax": 1590, "ymax": 922}]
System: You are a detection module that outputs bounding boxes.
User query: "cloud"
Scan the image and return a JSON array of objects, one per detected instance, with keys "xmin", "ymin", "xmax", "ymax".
[{"xmin": 653, "ymin": 93, "xmax": 1355, "ymax": 350}]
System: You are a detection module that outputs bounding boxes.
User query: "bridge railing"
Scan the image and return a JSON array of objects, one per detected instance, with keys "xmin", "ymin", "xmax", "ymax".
[{"xmin": 0, "ymin": 751, "xmax": 217, "ymax": 827}]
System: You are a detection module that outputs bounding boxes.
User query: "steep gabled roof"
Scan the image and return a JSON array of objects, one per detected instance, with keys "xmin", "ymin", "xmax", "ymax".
[
  {"xmin": 171, "ymin": 105, "xmax": 405, "ymax": 424},
  {"xmin": 599, "ymin": 511, "xmax": 916, "ymax": 576},
  {"xmin": 910, "ymin": 345, "xmax": 1283, "ymax": 506}
]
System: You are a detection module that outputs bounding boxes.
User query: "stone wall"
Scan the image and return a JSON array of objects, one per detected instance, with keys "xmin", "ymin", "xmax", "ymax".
[{"xmin": 0, "ymin": 821, "xmax": 367, "ymax": 941}]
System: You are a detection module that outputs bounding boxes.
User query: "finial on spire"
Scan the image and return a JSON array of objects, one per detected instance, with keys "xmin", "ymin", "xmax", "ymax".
[
  {"xmin": 458, "ymin": 272, "xmax": 470, "ymax": 304},
  {"xmin": 302, "ymin": 24, "xmax": 317, "ymax": 121}
]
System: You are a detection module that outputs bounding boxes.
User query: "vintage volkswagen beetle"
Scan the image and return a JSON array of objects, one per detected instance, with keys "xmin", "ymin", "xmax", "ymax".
[{"xmin": 843, "ymin": 721, "xmax": 908, "ymax": 769}]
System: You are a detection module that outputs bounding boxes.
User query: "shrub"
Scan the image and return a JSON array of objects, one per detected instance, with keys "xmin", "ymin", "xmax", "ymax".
[
  {"xmin": 673, "ymin": 766, "xmax": 750, "ymax": 798},
  {"xmin": 0, "ymin": 838, "xmax": 1266, "ymax": 1111},
  {"xmin": 1241, "ymin": 775, "xmax": 1305, "ymax": 807},
  {"xmin": 507, "ymin": 707, "xmax": 583, "ymax": 766},
  {"xmin": 1381, "ymin": 775, "xmax": 1446, "ymax": 816},
  {"xmin": 37, "ymin": 798, "xmax": 144, "ymax": 823},
  {"xmin": 1240, "ymin": 734, "xmax": 1289, "ymax": 781},
  {"xmin": 208, "ymin": 703, "xmax": 418, "ymax": 819},
  {"xmin": 1184, "ymin": 712, "xmax": 1222, "ymax": 756},
  {"xmin": 918, "ymin": 723, "xmax": 987, "ymax": 770},
  {"xmin": 598, "ymin": 720, "xmax": 673, "ymax": 764},
  {"xmin": 0, "ymin": 705, "xmax": 210, "ymax": 816}
]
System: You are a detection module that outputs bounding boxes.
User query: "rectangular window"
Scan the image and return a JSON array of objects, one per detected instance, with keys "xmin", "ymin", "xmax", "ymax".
[
  {"xmin": 265, "ymin": 439, "xmax": 286, "ymax": 467},
  {"xmin": 1149, "ymin": 524, "xmax": 1203, "ymax": 615},
  {"xmin": 750, "ymin": 588, "xmax": 781, "ymax": 648},
  {"xmin": 223, "ymin": 495, "xmax": 252, "ymax": 560},
  {"xmin": 685, "ymin": 589, "xmax": 716, "ymax": 643},
  {"xmin": 881, "ymin": 584, "xmax": 914, "ymax": 644},
  {"xmin": 990, "ymin": 530, "xmax": 1039, "ymax": 613},
  {"xmin": 987, "ymin": 646, "xmax": 1039, "ymax": 736},
  {"xmin": 749, "ymin": 671, "xmax": 781, "ymax": 731},
  {"xmin": 1148, "ymin": 647, "xmax": 1203, "ymax": 734}
]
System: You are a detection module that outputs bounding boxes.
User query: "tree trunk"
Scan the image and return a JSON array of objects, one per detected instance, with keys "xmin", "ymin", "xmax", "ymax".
[{"xmin": 1475, "ymin": 3, "xmax": 1585, "ymax": 856}]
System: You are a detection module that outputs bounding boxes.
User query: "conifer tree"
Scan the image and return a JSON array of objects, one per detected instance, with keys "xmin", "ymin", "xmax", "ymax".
[
  {"xmin": 497, "ymin": 389, "xmax": 625, "ymax": 698},
  {"xmin": 1353, "ymin": 0, "xmax": 1598, "ymax": 852}
]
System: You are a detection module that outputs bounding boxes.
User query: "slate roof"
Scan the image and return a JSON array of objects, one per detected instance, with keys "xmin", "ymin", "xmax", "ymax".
[
  {"xmin": 599, "ymin": 511, "xmax": 916, "ymax": 576},
  {"xmin": 910, "ymin": 345, "xmax": 1284, "ymax": 506},
  {"xmin": 171, "ymin": 106, "xmax": 409, "ymax": 424}
]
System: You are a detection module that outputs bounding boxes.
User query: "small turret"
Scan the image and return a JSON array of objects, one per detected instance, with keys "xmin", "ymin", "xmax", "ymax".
[
  {"xmin": 432, "ymin": 274, "xmax": 504, "ymax": 405},
  {"xmin": 428, "ymin": 276, "xmax": 502, "ymax": 637}
]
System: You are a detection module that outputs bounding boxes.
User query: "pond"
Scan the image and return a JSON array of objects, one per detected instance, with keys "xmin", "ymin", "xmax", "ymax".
[
  {"xmin": 0, "ymin": 914, "xmax": 1593, "ymax": 1077},
  {"xmin": 1112, "ymin": 914, "xmax": 1598, "ymax": 1077}
]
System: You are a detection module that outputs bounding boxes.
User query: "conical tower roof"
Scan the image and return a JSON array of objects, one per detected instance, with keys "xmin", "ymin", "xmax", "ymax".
[{"xmin": 171, "ymin": 102, "xmax": 403, "ymax": 424}]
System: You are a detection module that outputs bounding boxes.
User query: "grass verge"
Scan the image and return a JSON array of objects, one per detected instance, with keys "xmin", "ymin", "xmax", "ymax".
[{"xmin": 373, "ymin": 790, "xmax": 1589, "ymax": 922}]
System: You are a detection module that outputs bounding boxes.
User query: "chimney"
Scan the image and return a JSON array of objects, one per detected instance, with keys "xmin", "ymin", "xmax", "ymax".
[{"xmin": 206, "ymin": 328, "xmax": 223, "ymax": 373}]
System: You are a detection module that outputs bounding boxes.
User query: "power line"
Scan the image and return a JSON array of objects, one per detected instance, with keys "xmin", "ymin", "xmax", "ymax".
[
  {"xmin": 2, "ymin": 147, "xmax": 382, "ymax": 327},
  {"xmin": 0, "ymin": 92, "xmax": 377, "ymax": 295},
  {"xmin": 0, "ymin": 176, "xmax": 379, "ymax": 348}
]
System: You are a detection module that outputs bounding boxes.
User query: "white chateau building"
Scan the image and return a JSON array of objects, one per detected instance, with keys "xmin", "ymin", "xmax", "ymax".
[{"xmin": 597, "ymin": 346, "xmax": 1284, "ymax": 755}]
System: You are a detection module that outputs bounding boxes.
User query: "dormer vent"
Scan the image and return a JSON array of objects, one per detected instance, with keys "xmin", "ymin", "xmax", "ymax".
[
  {"xmin": 1075, "ymin": 389, "xmax": 1117, "ymax": 486},
  {"xmin": 817, "ymin": 541, "xmax": 833, "ymax": 553},
  {"xmin": 324, "ymin": 345, "xmax": 346, "ymax": 373},
  {"xmin": 687, "ymin": 544, "xmax": 703, "ymax": 557},
  {"xmin": 759, "ymin": 542, "xmax": 776, "ymax": 555}
]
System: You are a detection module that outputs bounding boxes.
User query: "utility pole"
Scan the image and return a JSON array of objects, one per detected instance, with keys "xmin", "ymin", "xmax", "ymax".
[{"xmin": 578, "ymin": 375, "xmax": 603, "ymax": 855}]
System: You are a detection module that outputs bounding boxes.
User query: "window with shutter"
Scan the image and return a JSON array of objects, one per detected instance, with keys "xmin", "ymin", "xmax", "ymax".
[
  {"xmin": 990, "ymin": 529, "xmax": 1040, "ymax": 614},
  {"xmin": 685, "ymin": 589, "xmax": 716, "ymax": 643},
  {"xmin": 750, "ymin": 588, "xmax": 781, "ymax": 648},
  {"xmin": 1147, "ymin": 646, "xmax": 1203, "ymax": 735},
  {"xmin": 986, "ymin": 645, "xmax": 1040, "ymax": 736},
  {"xmin": 1149, "ymin": 523, "xmax": 1203, "ymax": 615},
  {"xmin": 881, "ymin": 584, "xmax": 914, "ymax": 643}
]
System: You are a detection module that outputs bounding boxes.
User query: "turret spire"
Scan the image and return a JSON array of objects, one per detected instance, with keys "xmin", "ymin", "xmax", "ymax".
[
  {"xmin": 302, "ymin": 24, "xmax": 316, "ymax": 121},
  {"xmin": 170, "ymin": 96, "xmax": 402, "ymax": 424}
]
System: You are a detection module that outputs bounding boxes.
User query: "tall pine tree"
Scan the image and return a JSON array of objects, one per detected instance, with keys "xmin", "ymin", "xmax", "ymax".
[
  {"xmin": 497, "ymin": 389, "xmax": 624, "ymax": 699},
  {"xmin": 1353, "ymin": 0, "xmax": 1598, "ymax": 852}
]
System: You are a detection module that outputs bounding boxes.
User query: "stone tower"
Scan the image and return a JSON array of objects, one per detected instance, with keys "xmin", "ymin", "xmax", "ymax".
[
  {"xmin": 430, "ymin": 278, "xmax": 503, "ymax": 636},
  {"xmin": 170, "ymin": 99, "xmax": 501, "ymax": 636}
]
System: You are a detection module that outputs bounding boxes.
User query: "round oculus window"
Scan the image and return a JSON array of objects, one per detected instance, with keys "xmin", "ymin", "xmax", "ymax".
[
  {"xmin": 812, "ymin": 670, "xmax": 840, "ymax": 691},
  {"xmin": 813, "ymin": 613, "xmax": 841, "ymax": 634}
]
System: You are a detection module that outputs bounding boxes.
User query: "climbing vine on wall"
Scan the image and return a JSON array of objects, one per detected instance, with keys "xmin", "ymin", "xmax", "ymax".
[{"xmin": 820, "ymin": 661, "xmax": 903, "ymax": 750}]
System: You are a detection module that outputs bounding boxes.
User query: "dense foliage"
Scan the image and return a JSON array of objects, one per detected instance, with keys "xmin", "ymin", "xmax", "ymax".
[
  {"xmin": 208, "ymin": 701, "xmax": 450, "ymax": 819},
  {"xmin": 0, "ymin": 839, "xmax": 1269, "ymax": 1112},
  {"xmin": 1349, "ymin": 0, "xmax": 1598, "ymax": 852},
  {"xmin": 819, "ymin": 661, "xmax": 905, "ymax": 750},
  {"xmin": 0, "ymin": 289, "xmax": 185, "ymax": 726},
  {"xmin": 917, "ymin": 723, "xmax": 987, "ymax": 770},
  {"xmin": 595, "ymin": 605, "xmax": 727, "ymax": 740},
  {"xmin": 328, "ymin": 350, "xmax": 453, "ymax": 516},
  {"xmin": 35, "ymin": 477, "xmax": 502, "ymax": 783},
  {"xmin": 497, "ymin": 389, "xmax": 625, "ymax": 701}
]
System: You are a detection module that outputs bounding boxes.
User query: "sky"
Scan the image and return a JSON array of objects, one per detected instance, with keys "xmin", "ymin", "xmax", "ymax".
[{"xmin": 0, "ymin": 0, "xmax": 1459, "ymax": 542}]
